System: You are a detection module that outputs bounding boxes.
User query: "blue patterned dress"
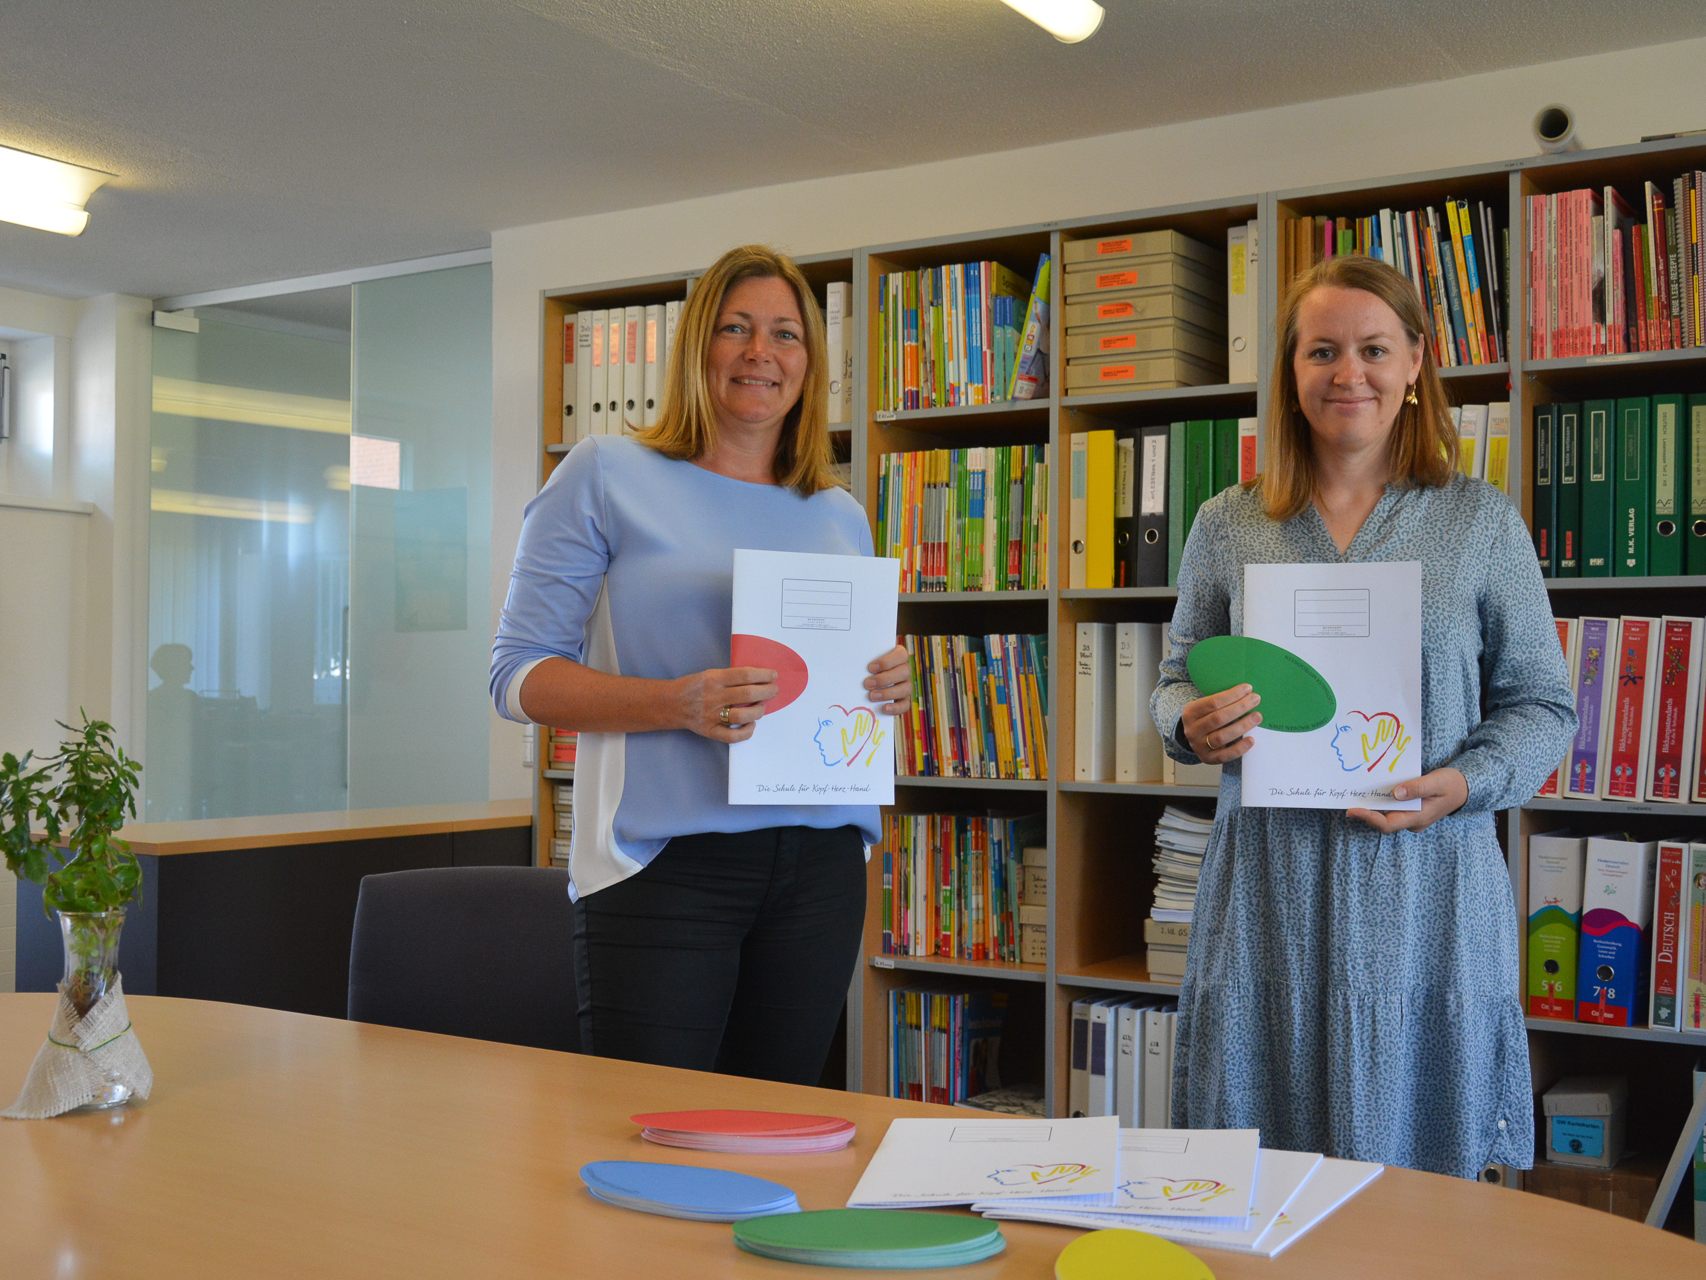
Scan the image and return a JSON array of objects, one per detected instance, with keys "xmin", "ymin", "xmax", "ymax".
[{"xmin": 1150, "ymin": 474, "xmax": 1576, "ymax": 1179}]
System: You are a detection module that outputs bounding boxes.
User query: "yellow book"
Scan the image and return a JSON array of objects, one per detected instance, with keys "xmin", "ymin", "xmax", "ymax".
[
  {"xmin": 1086, "ymin": 429, "xmax": 1117, "ymax": 589},
  {"xmin": 1444, "ymin": 201, "xmax": 1484, "ymax": 364}
]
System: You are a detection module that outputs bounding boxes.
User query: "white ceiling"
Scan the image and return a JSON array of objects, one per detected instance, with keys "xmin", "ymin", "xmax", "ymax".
[{"xmin": 3, "ymin": 0, "xmax": 1704, "ymax": 302}]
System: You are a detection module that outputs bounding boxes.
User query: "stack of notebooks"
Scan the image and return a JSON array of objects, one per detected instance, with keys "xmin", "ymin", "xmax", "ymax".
[
  {"xmin": 1150, "ymin": 805, "xmax": 1211, "ymax": 978},
  {"xmin": 734, "ymin": 1210, "xmax": 1006, "ymax": 1268},
  {"xmin": 579, "ymin": 1160, "xmax": 799, "ymax": 1221},
  {"xmin": 846, "ymin": 1116, "xmax": 1381, "ymax": 1260},
  {"xmin": 1060, "ymin": 230, "xmax": 1227, "ymax": 395},
  {"xmin": 631, "ymin": 1108, "xmax": 856, "ymax": 1154}
]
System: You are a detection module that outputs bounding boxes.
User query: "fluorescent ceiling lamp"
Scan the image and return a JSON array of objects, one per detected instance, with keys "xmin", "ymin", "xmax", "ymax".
[
  {"xmin": 150, "ymin": 488, "xmax": 314, "ymax": 525},
  {"xmin": 0, "ymin": 144, "xmax": 114, "ymax": 236},
  {"xmin": 999, "ymin": 0, "xmax": 1104, "ymax": 42}
]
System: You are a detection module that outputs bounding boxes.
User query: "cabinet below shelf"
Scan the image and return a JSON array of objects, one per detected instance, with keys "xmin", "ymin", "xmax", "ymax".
[{"xmin": 867, "ymin": 954, "xmax": 1048, "ymax": 983}]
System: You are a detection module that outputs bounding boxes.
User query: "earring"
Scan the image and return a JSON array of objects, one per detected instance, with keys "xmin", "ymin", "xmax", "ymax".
[{"xmin": 1405, "ymin": 384, "xmax": 1419, "ymax": 406}]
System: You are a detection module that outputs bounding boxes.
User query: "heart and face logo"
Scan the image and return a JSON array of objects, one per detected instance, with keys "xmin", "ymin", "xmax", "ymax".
[
  {"xmin": 813, "ymin": 704, "xmax": 884, "ymax": 767},
  {"xmin": 1329, "ymin": 710, "xmax": 1412, "ymax": 773}
]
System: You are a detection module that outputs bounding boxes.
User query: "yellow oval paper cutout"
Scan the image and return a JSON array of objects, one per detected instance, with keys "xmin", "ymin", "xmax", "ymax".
[{"xmin": 1055, "ymin": 1228, "xmax": 1216, "ymax": 1280}]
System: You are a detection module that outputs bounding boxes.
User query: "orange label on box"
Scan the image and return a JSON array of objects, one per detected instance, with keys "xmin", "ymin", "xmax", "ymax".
[
  {"xmin": 1099, "ymin": 334, "xmax": 1137, "ymax": 351},
  {"xmin": 1096, "ymin": 238, "xmax": 1132, "ymax": 256},
  {"xmin": 1100, "ymin": 365, "xmax": 1136, "ymax": 381},
  {"xmin": 1097, "ymin": 271, "xmax": 1139, "ymax": 289},
  {"xmin": 1097, "ymin": 302, "xmax": 1135, "ymax": 320}
]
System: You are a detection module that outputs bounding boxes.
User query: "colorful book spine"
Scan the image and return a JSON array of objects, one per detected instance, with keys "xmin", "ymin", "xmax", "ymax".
[
  {"xmin": 1576, "ymin": 836, "xmax": 1657, "ymax": 1027},
  {"xmin": 1650, "ymin": 840, "xmax": 1687, "ymax": 1031},
  {"xmin": 1527, "ymin": 831, "xmax": 1585, "ymax": 1021},
  {"xmin": 1603, "ymin": 617, "xmax": 1658, "ymax": 801},
  {"xmin": 1563, "ymin": 616, "xmax": 1613, "ymax": 799}
]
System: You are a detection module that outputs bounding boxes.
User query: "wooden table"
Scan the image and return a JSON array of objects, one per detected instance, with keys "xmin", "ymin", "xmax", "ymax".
[
  {"xmin": 0, "ymin": 996, "xmax": 1699, "ymax": 1278},
  {"xmin": 13, "ymin": 801, "xmax": 533, "ymax": 1018}
]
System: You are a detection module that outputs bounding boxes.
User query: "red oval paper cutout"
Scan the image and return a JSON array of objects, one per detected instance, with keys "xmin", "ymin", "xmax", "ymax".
[{"xmin": 731, "ymin": 633, "xmax": 809, "ymax": 714}]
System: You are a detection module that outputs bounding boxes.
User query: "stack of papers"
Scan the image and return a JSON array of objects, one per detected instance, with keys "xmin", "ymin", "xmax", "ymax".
[
  {"xmin": 579, "ymin": 1161, "xmax": 799, "ymax": 1222},
  {"xmin": 846, "ymin": 1116, "xmax": 1119, "ymax": 1208},
  {"xmin": 976, "ymin": 1131, "xmax": 1383, "ymax": 1258},
  {"xmin": 1151, "ymin": 806, "xmax": 1211, "ymax": 922},
  {"xmin": 733, "ymin": 1209, "xmax": 1005, "ymax": 1268},
  {"xmin": 631, "ymin": 1108, "xmax": 856, "ymax": 1154}
]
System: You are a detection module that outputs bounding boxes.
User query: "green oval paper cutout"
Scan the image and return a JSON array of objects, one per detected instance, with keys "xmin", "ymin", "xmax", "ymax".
[
  {"xmin": 1186, "ymin": 635, "xmax": 1335, "ymax": 733},
  {"xmin": 734, "ymin": 1207, "xmax": 1001, "ymax": 1252}
]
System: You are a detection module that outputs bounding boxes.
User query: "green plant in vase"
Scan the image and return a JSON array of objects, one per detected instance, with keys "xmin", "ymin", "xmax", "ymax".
[{"xmin": 0, "ymin": 713, "xmax": 142, "ymax": 1017}]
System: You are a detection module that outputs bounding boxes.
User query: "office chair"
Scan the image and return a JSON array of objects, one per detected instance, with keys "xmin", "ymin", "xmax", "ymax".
[{"xmin": 347, "ymin": 866, "xmax": 579, "ymax": 1053}]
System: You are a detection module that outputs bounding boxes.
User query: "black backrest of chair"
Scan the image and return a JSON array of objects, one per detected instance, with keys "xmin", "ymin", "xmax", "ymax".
[{"xmin": 347, "ymin": 866, "xmax": 579, "ymax": 1053}]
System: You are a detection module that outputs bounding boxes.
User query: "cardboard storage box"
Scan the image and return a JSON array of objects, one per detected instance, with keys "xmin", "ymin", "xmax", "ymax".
[{"xmin": 1543, "ymin": 1076, "xmax": 1628, "ymax": 1168}]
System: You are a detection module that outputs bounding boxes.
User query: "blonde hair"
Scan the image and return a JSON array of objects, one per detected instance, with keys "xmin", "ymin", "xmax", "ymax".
[
  {"xmin": 636, "ymin": 244, "xmax": 837, "ymax": 495},
  {"xmin": 1258, "ymin": 255, "xmax": 1456, "ymax": 522}
]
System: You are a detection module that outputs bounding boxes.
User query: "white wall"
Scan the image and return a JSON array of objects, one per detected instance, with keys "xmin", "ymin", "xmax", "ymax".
[
  {"xmin": 0, "ymin": 502, "xmax": 91, "ymax": 992},
  {"xmin": 485, "ymin": 35, "xmax": 1706, "ymax": 799},
  {"xmin": 0, "ymin": 285, "xmax": 148, "ymax": 991}
]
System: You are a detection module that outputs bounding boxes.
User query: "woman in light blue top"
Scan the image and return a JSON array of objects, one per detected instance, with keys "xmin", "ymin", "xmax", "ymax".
[
  {"xmin": 492, "ymin": 245, "xmax": 909, "ymax": 1084},
  {"xmin": 1152, "ymin": 255, "xmax": 1575, "ymax": 1178}
]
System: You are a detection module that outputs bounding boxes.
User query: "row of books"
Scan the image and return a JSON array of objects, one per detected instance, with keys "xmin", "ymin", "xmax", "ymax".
[
  {"xmin": 547, "ymin": 781, "xmax": 572, "ymax": 870},
  {"xmin": 561, "ymin": 304, "xmax": 679, "ymax": 440},
  {"xmin": 886, "ymin": 988, "xmax": 1007, "ymax": 1106},
  {"xmin": 1059, "ymin": 229, "xmax": 1227, "ymax": 393},
  {"xmin": 875, "ymin": 255, "xmax": 1050, "ymax": 412},
  {"xmin": 559, "ymin": 282, "xmax": 856, "ymax": 440},
  {"xmin": 873, "ymin": 443, "xmax": 1051, "ymax": 593},
  {"xmin": 1526, "ymin": 832, "xmax": 1706, "ymax": 1032},
  {"xmin": 1068, "ymin": 418, "xmax": 1256, "ymax": 591},
  {"xmin": 1544, "ymin": 614, "xmax": 1706, "ymax": 805},
  {"xmin": 1450, "ymin": 402, "xmax": 1512, "ymax": 493},
  {"xmin": 1072, "ymin": 622, "xmax": 1219, "ymax": 790},
  {"xmin": 1527, "ymin": 170, "xmax": 1706, "ymax": 359},
  {"xmin": 877, "ymin": 811, "xmax": 1044, "ymax": 962},
  {"xmin": 1534, "ymin": 394, "xmax": 1706, "ymax": 578},
  {"xmin": 1066, "ymin": 995, "xmax": 1178, "ymax": 1127},
  {"xmin": 1280, "ymin": 197, "xmax": 1508, "ymax": 368},
  {"xmin": 896, "ymin": 633, "xmax": 1050, "ymax": 781}
]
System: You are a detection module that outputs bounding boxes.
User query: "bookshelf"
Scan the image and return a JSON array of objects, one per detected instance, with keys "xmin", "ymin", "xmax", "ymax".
[{"xmin": 534, "ymin": 137, "xmax": 1706, "ymax": 1189}]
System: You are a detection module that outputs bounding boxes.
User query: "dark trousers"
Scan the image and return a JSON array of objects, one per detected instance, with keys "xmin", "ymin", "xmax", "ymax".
[{"xmin": 571, "ymin": 824, "xmax": 866, "ymax": 1085}]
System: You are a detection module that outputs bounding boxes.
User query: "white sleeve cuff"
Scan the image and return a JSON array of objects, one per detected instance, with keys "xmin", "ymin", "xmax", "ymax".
[{"xmin": 505, "ymin": 657, "xmax": 547, "ymax": 723}]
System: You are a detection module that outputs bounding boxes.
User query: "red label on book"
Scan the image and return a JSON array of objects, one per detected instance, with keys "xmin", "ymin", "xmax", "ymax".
[
  {"xmin": 1097, "ymin": 302, "xmax": 1135, "ymax": 320},
  {"xmin": 1096, "ymin": 238, "xmax": 1133, "ymax": 256},
  {"xmin": 1099, "ymin": 365, "xmax": 1136, "ymax": 381},
  {"xmin": 1603, "ymin": 618, "xmax": 1652, "ymax": 799},
  {"xmin": 1527, "ymin": 995, "xmax": 1573, "ymax": 1020},
  {"xmin": 1099, "ymin": 334, "xmax": 1137, "ymax": 351},
  {"xmin": 1096, "ymin": 270, "xmax": 1139, "ymax": 289},
  {"xmin": 564, "ymin": 318, "xmax": 575, "ymax": 362},
  {"xmin": 1649, "ymin": 620, "xmax": 1696, "ymax": 799}
]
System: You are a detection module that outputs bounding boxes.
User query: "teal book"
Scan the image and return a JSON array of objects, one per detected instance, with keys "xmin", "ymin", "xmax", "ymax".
[
  {"xmin": 1690, "ymin": 393, "xmax": 1706, "ymax": 575},
  {"xmin": 1650, "ymin": 392, "xmax": 1686, "ymax": 577},
  {"xmin": 1580, "ymin": 399, "xmax": 1615, "ymax": 576},
  {"xmin": 1556, "ymin": 402, "xmax": 1582, "ymax": 577},
  {"xmin": 1533, "ymin": 403, "xmax": 1557, "ymax": 575},
  {"xmin": 1166, "ymin": 420, "xmax": 1187, "ymax": 587},
  {"xmin": 1613, "ymin": 396, "xmax": 1651, "ymax": 576}
]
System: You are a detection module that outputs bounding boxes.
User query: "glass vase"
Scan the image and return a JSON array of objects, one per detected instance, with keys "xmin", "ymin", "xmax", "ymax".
[{"xmin": 57, "ymin": 908, "xmax": 133, "ymax": 1110}]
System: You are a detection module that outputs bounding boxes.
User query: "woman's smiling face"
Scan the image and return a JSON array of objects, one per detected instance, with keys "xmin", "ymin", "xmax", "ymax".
[
  {"xmin": 705, "ymin": 275, "xmax": 808, "ymax": 439},
  {"xmin": 1291, "ymin": 285, "xmax": 1423, "ymax": 463}
]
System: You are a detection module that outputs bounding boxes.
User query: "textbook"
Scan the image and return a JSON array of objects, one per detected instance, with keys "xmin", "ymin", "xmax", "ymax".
[
  {"xmin": 1009, "ymin": 254, "xmax": 1051, "ymax": 401},
  {"xmin": 1576, "ymin": 835, "xmax": 1658, "ymax": 1026},
  {"xmin": 1527, "ymin": 830, "xmax": 1586, "ymax": 1020}
]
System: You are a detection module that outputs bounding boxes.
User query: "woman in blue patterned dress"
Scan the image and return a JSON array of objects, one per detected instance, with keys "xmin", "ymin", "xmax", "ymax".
[{"xmin": 1151, "ymin": 255, "xmax": 1576, "ymax": 1178}]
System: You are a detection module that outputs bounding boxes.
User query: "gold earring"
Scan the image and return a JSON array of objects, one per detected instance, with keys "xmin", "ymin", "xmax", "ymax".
[{"xmin": 1404, "ymin": 385, "xmax": 1419, "ymax": 406}]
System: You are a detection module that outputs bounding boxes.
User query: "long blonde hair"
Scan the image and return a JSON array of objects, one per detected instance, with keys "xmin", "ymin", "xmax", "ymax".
[
  {"xmin": 1258, "ymin": 255, "xmax": 1456, "ymax": 522},
  {"xmin": 636, "ymin": 244, "xmax": 838, "ymax": 495}
]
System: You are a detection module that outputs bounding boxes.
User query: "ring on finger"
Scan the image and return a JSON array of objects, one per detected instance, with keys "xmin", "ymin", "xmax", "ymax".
[{"xmin": 718, "ymin": 704, "xmax": 732, "ymax": 728}]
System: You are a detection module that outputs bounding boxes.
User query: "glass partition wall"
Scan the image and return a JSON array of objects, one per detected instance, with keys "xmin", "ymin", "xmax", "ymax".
[{"xmin": 145, "ymin": 265, "xmax": 492, "ymax": 821}]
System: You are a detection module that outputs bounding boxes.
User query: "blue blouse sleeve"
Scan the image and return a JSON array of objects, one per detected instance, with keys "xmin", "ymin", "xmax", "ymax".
[
  {"xmin": 488, "ymin": 438, "xmax": 613, "ymax": 720},
  {"xmin": 1449, "ymin": 495, "xmax": 1577, "ymax": 813}
]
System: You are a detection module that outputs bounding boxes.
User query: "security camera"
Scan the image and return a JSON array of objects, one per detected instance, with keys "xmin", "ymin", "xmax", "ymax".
[{"xmin": 1533, "ymin": 105, "xmax": 1580, "ymax": 154}]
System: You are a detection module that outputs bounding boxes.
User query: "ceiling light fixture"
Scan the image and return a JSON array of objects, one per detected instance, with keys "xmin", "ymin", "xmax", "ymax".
[
  {"xmin": 999, "ymin": 0, "xmax": 1104, "ymax": 42},
  {"xmin": 0, "ymin": 144, "xmax": 114, "ymax": 236}
]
